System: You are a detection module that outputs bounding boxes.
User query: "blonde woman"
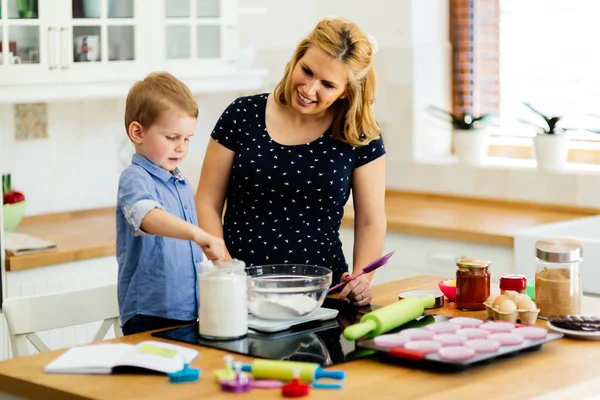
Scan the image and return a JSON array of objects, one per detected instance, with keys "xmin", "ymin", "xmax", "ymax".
[{"xmin": 196, "ymin": 18, "xmax": 386, "ymax": 306}]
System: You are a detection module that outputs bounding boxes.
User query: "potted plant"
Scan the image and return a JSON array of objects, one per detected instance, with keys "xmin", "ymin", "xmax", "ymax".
[
  {"xmin": 427, "ymin": 105, "xmax": 493, "ymax": 166},
  {"xmin": 519, "ymin": 102, "xmax": 576, "ymax": 172}
]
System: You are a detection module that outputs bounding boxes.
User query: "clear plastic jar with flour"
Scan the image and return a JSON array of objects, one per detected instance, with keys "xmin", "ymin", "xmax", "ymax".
[{"xmin": 198, "ymin": 260, "xmax": 248, "ymax": 340}]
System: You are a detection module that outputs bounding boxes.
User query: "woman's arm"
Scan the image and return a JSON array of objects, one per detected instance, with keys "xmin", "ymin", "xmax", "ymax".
[
  {"xmin": 195, "ymin": 138, "xmax": 236, "ymax": 258},
  {"xmin": 338, "ymin": 155, "xmax": 387, "ymax": 305}
]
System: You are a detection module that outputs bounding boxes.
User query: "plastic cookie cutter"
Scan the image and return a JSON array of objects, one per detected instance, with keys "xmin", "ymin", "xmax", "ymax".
[
  {"xmin": 213, "ymin": 354, "xmax": 237, "ymax": 382},
  {"xmin": 220, "ymin": 362, "xmax": 252, "ymax": 393},
  {"xmin": 168, "ymin": 364, "xmax": 200, "ymax": 384},
  {"xmin": 282, "ymin": 368, "xmax": 310, "ymax": 397},
  {"xmin": 252, "ymin": 379, "xmax": 343, "ymax": 390}
]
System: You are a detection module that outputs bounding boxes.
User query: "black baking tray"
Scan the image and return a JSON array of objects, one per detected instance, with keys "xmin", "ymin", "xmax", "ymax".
[{"xmin": 357, "ymin": 318, "xmax": 564, "ymax": 372}]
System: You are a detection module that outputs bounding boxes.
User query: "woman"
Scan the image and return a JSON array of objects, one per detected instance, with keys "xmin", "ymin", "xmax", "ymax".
[{"xmin": 196, "ymin": 17, "xmax": 386, "ymax": 306}]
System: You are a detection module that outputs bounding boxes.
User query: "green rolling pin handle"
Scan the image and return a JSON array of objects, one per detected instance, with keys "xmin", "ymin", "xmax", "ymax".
[
  {"xmin": 343, "ymin": 318, "xmax": 377, "ymax": 341},
  {"xmin": 420, "ymin": 294, "xmax": 436, "ymax": 309}
]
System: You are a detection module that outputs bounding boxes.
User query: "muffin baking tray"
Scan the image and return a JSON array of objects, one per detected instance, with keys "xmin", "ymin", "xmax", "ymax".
[{"xmin": 358, "ymin": 316, "xmax": 563, "ymax": 372}]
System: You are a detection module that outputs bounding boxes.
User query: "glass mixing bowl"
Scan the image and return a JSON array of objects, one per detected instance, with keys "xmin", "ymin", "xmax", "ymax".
[{"xmin": 246, "ymin": 265, "xmax": 333, "ymax": 320}]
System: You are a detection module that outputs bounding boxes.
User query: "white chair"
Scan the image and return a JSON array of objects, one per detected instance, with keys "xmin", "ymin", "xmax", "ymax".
[{"xmin": 3, "ymin": 284, "xmax": 122, "ymax": 358}]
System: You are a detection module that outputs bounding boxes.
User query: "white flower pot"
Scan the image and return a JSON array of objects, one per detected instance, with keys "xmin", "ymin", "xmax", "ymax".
[
  {"xmin": 453, "ymin": 128, "xmax": 489, "ymax": 166},
  {"xmin": 533, "ymin": 133, "xmax": 569, "ymax": 172}
]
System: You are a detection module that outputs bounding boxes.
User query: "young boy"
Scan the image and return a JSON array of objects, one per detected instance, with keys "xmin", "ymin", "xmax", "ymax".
[{"xmin": 117, "ymin": 72, "xmax": 225, "ymax": 336}]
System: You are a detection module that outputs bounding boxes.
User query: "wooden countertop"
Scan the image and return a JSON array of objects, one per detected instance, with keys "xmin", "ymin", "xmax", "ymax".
[
  {"xmin": 5, "ymin": 191, "xmax": 596, "ymax": 271},
  {"xmin": 1, "ymin": 275, "xmax": 600, "ymax": 400},
  {"xmin": 343, "ymin": 191, "xmax": 595, "ymax": 246},
  {"xmin": 5, "ymin": 208, "xmax": 116, "ymax": 271}
]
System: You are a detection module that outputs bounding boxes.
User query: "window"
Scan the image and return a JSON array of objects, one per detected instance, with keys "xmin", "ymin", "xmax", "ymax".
[{"xmin": 451, "ymin": 0, "xmax": 600, "ymax": 163}]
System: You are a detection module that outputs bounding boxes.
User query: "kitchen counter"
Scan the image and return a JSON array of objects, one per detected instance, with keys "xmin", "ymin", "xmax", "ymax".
[
  {"xmin": 6, "ymin": 191, "xmax": 596, "ymax": 271},
  {"xmin": 5, "ymin": 208, "xmax": 116, "ymax": 271},
  {"xmin": 342, "ymin": 191, "xmax": 596, "ymax": 246},
  {"xmin": 1, "ymin": 275, "xmax": 600, "ymax": 400}
]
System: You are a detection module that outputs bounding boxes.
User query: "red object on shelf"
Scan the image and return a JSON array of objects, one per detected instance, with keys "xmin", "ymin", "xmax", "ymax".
[{"xmin": 499, "ymin": 274, "xmax": 527, "ymax": 292}]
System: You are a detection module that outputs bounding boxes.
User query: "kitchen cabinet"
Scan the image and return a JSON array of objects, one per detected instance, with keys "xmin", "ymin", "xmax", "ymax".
[
  {"xmin": 0, "ymin": 0, "xmax": 266, "ymax": 102},
  {"xmin": 0, "ymin": 256, "xmax": 118, "ymax": 360},
  {"xmin": 340, "ymin": 227, "xmax": 514, "ymax": 286}
]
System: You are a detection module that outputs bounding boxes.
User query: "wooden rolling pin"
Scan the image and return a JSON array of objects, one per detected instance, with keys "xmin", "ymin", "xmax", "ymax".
[{"xmin": 343, "ymin": 295, "xmax": 435, "ymax": 340}]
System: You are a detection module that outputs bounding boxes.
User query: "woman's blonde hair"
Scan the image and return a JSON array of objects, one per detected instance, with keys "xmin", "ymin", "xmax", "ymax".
[{"xmin": 273, "ymin": 17, "xmax": 379, "ymax": 147}]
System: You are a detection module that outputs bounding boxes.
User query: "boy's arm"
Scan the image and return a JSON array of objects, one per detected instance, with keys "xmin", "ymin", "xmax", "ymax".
[
  {"xmin": 141, "ymin": 208, "xmax": 225, "ymax": 260},
  {"xmin": 118, "ymin": 166, "xmax": 224, "ymax": 260},
  {"xmin": 141, "ymin": 208, "xmax": 203, "ymax": 242}
]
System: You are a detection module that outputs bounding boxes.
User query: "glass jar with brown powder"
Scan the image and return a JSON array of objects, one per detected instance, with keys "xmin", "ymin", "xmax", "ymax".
[{"xmin": 535, "ymin": 237, "xmax": 583, "ymax": 319}]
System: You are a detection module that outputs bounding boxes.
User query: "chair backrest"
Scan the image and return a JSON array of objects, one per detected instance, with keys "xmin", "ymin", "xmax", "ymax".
[{"xmin": 3, "ymin": 284, "xmax": 122, "ymax": 358}]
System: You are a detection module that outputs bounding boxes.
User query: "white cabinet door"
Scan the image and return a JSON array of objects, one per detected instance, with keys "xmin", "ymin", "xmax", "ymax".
[
  {"xmin": 340, "ymin": 228, "xmax": 514, "ymax": 286},
  {"xmin": 151, "ymin": 0, "xmax": 237, "ymax": 77},
  {"xmin": 51, "ymin": 0, "xmax": 151, "ymax": 84},
  {"xmin": 0, "ymin": 0, "xmax": 151, "ymax": 86},
  {"xmin": 0, "ymin": 0, "xmax": 59, "ymax": 85}
]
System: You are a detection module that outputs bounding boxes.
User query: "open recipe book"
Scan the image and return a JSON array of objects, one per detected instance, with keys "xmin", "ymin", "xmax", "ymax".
[{"xmin": 44, "ymin": 341, "xmax": 198, "ymax": 375}]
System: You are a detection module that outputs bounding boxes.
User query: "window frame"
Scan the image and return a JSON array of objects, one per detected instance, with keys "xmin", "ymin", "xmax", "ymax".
[{"xmin": 449, "ymin": 0, "xmax": 600, "ymax": 166}]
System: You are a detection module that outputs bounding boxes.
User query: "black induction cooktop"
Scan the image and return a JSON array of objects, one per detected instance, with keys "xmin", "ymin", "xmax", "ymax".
[{"xmin": 151, "ymin": 298, "xmax": 447, "ymax": 367}]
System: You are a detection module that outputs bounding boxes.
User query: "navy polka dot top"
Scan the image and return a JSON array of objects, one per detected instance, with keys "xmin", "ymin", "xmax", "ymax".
[{"xmin": 210, "ymin": 93, "xmax": 386, "ymax": 284}]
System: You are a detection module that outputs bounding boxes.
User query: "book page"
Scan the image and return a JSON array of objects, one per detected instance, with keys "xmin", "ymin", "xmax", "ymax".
[
  {"xmin": 44, "ymin": 343, "xmax": 133, "ymax": 374},
  {"xmin": 116, "ymin": 341, "xmax": 198, "ymax": 374}
]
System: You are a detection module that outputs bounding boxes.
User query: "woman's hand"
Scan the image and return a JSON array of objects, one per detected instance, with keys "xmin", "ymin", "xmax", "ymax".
[{"xmin": 337, "ymin": 273, "xmax": 372, "ymax": 306}]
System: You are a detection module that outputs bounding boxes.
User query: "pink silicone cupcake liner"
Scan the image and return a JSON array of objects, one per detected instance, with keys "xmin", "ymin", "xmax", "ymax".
[
  {"xmin": 487, "ymin": 332, "xmax": 525, "ymax": 346},
  {"xmin": 465, "ymin": 339, "xmax": 501, "ymax": 353},
  {"xmin": 456, "ymin": 328, "xmax": 490, "ymax": 339},
  {"xmin": 404, "ymin": 340, "xmax": 442, "ymax": 353},
  {"xmin": 449, "ymin": 317, "xmax": 484, "ymax": 328},
  {"xmin": 400, "ymin": 328, "xmax": 435, "ymax": 341},
  {"xmin": 512, "ymin": 327, "xmax": 548, "ymax": 340},
  {"xmin": 438, "ymin": 346, "xmax": 476, "ymax": 361}
]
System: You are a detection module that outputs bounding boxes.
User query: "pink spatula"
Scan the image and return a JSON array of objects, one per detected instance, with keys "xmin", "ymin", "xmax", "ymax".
[{"xmin": 328, "ymin": 250, "xmax": 396, "ymax": 293}]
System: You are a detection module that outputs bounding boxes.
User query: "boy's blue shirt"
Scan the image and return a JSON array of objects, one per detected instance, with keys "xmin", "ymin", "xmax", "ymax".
[{"xmin": 116, "ymin": 154, "xmax": 203, "ymax": 326}]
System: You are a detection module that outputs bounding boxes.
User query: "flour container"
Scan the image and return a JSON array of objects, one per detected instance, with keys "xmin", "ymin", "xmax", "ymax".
[
  {"xmin": 535, "ymin": 237, "xmax": 582, "ymax": 319},
  {"xmin": 198, "ymin": 259, "xmax": 248, "ymax": 340}
]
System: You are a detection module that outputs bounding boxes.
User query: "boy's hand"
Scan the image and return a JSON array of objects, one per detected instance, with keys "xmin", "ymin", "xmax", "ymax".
[
  {"xmin": 192, "ymin": 228, "xmax": 225, "ymax": 261},
  {"xmin": 202, "ymin": 236, "xmax": 226, "ymax": 261}
]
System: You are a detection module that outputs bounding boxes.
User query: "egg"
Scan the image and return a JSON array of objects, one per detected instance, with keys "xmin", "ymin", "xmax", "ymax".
[
  {"xmin": 517, "ymin": 298, "xmax": 538, "ymax": 311},
  {"xmin": 498, "ymin": 299, "xmax": 517, "ymax": 313},
  {"xmin": 492, "ymin": 295, "xmax": 509, "ymax": 309},
  {"xmin": 486, "ymin": 294, "xmax": 498, "ymax": 305},
  {"xmin": 505, "ymin": 290, "xmax": 520, "ymax": 303},
  {"xmin": 515, "ymin": 293, "xmax": 530, "ymax": 304}
]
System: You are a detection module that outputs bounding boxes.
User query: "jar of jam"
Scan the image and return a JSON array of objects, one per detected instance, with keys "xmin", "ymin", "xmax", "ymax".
[
  {"xmin": 456, "ymin": 258, "xmax": 491, "ymax": 311},
  {"xmin": 499, "ymin": 274, "xmax": 527, "ymax": 295}
]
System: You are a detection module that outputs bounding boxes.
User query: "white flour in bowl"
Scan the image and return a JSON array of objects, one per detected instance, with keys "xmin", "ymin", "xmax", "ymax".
[{"xmin": 249, "ymin": 294, "xmax": 320, "ymax": 320}]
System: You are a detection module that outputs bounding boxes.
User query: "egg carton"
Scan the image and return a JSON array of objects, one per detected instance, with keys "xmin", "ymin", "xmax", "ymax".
[{"xmin": 484, "ymin": 291, "xmax": 540, "ymax": 325}]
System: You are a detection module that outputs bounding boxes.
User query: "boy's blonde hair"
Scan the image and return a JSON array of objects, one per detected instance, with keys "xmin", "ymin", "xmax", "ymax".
[
  {"xmin": 273, "ymin": 18, "xmax": 379, "ymax": 147},
  {"xmin": 124, "ymin": 72, "xmax": 198, "ymax": 132}
]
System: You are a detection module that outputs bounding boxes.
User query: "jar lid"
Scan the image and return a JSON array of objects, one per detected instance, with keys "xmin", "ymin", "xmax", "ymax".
[
  {"xmin": 499, "ymin": 274, "xmax": 527, "ymax": 291},
  {"xmin": 456, "ymin": 258, "xmax": 490, "ymax": 269},
  {"xmin": 535, "ymin": 237, "xmax": 582, "ymax": 263}
]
